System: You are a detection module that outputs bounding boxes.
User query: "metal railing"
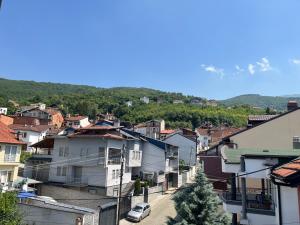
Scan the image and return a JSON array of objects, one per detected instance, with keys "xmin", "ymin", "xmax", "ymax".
[
  {"xmin": 221, "ymin": 191, "xmax": 275, "ymax": 214},
  {"xmin": 4, "ymin": 155, "xmax": 17, "ymax": 162},
  {"xmin": 107, "ymin": 157, "xmax": 121, "ymax": 165}
]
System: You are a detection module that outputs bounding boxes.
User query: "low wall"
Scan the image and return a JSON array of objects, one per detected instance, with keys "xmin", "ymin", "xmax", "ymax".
[{"xmin": 131, "ymin": 185, "xmax": 164, "ymax": 207}]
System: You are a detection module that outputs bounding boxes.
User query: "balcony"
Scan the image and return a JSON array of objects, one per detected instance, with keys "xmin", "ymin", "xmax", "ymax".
[
  {"xmin": 221, "ymin": 191, "xmax": 275, "ymax": 216},
  {"xmin": 107, "ymin": 157, "xmax": 121, "ymax": 165},
  {"xmin": 127, "ymin": 150, "xmax": 142, "ymax": 167},
  {"xmin": 4, "ymin": 155, "xmax": 17, "ymax": 163},
  {"xmin": 65, "ymin": 176, "xmax": 88, "ymax": 187}
]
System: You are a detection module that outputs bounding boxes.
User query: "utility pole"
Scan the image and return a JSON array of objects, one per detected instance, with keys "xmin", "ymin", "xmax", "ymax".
[{"xmin": 116, "ymin": 144, "xmax": 125, "ymax": 225}]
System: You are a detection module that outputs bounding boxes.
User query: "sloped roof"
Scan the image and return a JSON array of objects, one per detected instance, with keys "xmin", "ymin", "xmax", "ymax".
[
  {"xmin": 0, "ymin": 121, "xmax": 24, "ymax": 145},
  {"xmin": 65, "ymin": 115, "xmax": 88, "ymax": 121},
  {"xmin": 9, "ymin": 124, "xmax": 53, "ymax": 133},
  {"xmin": 272, "ymin": 158, "xmax": 300, "ymax": 180},
  {"xmin": 248, "ymin": 115, "xmax": 277, "ymax": 121}
]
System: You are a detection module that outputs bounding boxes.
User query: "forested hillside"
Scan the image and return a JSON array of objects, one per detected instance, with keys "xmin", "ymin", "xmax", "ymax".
[
  {"xmin": 220, "ymin": 94, "xmax": 299, "ymax": 110},
  {"xmin": 0, "ymin": 78, "xmax": 264, "ymax": 128}
]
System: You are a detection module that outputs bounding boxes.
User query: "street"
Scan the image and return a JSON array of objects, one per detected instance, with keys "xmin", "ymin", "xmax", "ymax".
[{"xmin": 120, "ymin": 191, "xmax": 177, "ymax": 225}]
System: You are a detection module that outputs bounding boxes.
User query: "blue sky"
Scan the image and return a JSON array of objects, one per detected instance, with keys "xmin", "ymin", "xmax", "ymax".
[{"xmin": 1, "ymin": 0, "xmax": 300, "ymax": 100}]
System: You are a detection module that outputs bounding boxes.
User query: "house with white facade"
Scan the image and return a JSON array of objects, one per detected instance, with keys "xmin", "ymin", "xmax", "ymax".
[
  {"xmin": 221, "ymin": 147, "xmax": 300, "ymax": 225},
  {"xmin": 0, "ymin": 107, "xmax": 8, "ymax": 115},
  {"xmin": 64, "ymin": 115, "xmax": 90, "ymax": 129},
  {"xmin": 163, "ymin": 130, "xmax": 197, "ymax": 166},
  {"xmin": 140, "ymin": 96, "xmax": 150, "ymax": 104},
  {"xmin": 122, "ymin": 129, "xmax": 179, "ymax": 189},
  {"xmin": 134, "ymin": 119, "xmax": 165, "ymax": 139},
  {"xmin": 48, "ymin": 125, "xmax": 142, "ymax": 196},
  {"xmin": 9, "ymin": 124, "xmax": 52, "ymax": 152},
  {"xmin": 125, "ymin": 101, "xmax": 133, "ymax": 107}
]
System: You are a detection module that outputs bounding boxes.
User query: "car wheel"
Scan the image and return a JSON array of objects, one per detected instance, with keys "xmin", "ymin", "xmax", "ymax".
[
  {"xmin": 139, "ymin": 217, "xmax": 142, "ymax": 222},
  {"xmin": 148, "ymin": 210, "xmax": 151, "ymax": 216}
]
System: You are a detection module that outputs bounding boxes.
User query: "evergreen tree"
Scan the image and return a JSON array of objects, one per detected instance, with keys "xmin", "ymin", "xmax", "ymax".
[
  {"xmin": 168, "ymin": 171, "xmax": 230, "ymax": 225},
  {"xmin": 0, "ymin": 192, "xmax": 22, "ymax": 225}
]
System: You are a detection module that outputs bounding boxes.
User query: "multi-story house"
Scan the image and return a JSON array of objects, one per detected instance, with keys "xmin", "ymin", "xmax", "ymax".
[
  {"xmin": 140, "ymin": 96, "xmax": 150, "ymax": 104},
  {"xmin": 0, "ymin": 121, "xmax": 24, "ymax": 192},
  {"xmin": 64, "ymin": 115, "xmax": 90, "ymax": 129},
  {"xmin": 134, "ymin": 119, "xmax": 165, "ymax": 139},
  {"xmin": 48, "ymin": 125, "xmax": 142, "ymax": 196},
  {"xmin": 0, "ymin": 107, "xmax": 8, "ymax": 115},
  {"xmin": 163, "ymin": 129, "xmax": 197, "ymax": 166},
  {"xmin": 17, "ymin": 103, "xmax": 64, "ymax": 128},
  {"xmin": 9, "ymin": 124, "xmax": 52, "ymax": 152},
  {"xmin": 123, "ymin": 129, "xmax": 179, "ymax": 189},
  {"xmin": 221, "ymin": 147, "xmax": 300, "ymax": 225}
]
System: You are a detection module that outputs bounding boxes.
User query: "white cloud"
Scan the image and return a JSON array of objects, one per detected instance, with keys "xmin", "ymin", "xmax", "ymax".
[
  {"xmin": 235, "ymin": 65, "xmax": 244, "ymax": 74},
  {"xmin": 201, "ymin": 64, "xmax": 224, "ymax": 78},
  {"xmin": 290, "ymin": 59, "xmax": 300, "ymax": 65},
  {"xmin": 256, "ymin": 57, "xmax": 272, "ymax": 72},
  {"xmin": 248, "ymin": 64, "xmax": 255, "ymax": 75}
]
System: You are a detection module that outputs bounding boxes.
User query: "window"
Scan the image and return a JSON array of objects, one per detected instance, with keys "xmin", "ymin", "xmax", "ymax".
[
  {"xmin": 108, "ymin": 148, "xmax": 121, "ymax": 164},
  {"xmin": 4, "ymin": 145, "xmax": 17, "ymax": 162},
  {"xmin": 56, "ymin": 167, "xmax": 62, "ymax": 176},
  {"xmin": 64, "ymin": 147, "xmax": 69, "ymax": 157},
  {"xmin": 74, "ymin": 122, "xmax": 80, "ymax": 126},
  {"xmin": 112, "ymin": 169, "xmax": 120, "ymax": 179},
  {"xmin": 22, "ymin": 132, "xmax": 27, "ymax": 138},
  {"xmin": 62, "ymin": 166, "xmax": 67, "ymax": 176},
  {"xmin": 99, "ymin": 147, "xmax": 105, "ymax": 164},
  {"xmin": 112, "ymin": 170, "xmax": 116, "ymax": 180},
  {"xmin": 59, "ymin": 147, "xmax": 64, "ymax": 157}
]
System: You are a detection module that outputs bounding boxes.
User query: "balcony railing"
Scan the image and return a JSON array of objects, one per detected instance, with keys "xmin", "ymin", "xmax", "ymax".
[
  {"xmin": 65, "ymin": 176, "xmax": 88, "ymax": 186},
  {"xmin": 221, "ymin": 191, "xmax": 275, "ymax": 215},
  {"xmin": 107, "ymin": 157, "xmax": 121, "ymax": 165},
  {"xmin": 4, "ymin": 155, "xmax": 17, "ymax": 162}
]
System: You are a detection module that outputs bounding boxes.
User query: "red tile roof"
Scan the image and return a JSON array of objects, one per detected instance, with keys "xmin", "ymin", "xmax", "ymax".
[
  {"xmin": 197, "ymin": 127, "xmax": 242, "ymax": 144},
  {"xmin": 160, "ymin": 129, "xmax": 176, "ymax": 134},
  {"xmin": 0, "ymin": 122, "xmax": 24, "ymax": 145},
  {"xmin": 65, "ymin": 115, "xmax": 88, "ymax": 121},
  {"xmin": 272, "ymin": 158, "xmax": 300, "ymax": 179},
  {"xmin": 9, "ymin": 124, "xmax": 53, "ymax": 133},
  {"xmin": 248, "ymin": 115, "xmax": 277, "ymax": 121}
]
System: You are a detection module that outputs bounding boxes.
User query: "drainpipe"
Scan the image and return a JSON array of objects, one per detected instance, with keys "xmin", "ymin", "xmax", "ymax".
[
  {"xmin": 277, "ymin": 185, "xmax": 283, "ymax": 225},
  {"xmin": 241, "ymin": 156, "xmax": 247, "ymax": 220}
]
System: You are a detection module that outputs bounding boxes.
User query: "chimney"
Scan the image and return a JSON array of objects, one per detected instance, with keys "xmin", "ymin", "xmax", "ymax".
[{"xmin": 287, "ymin": 101, "xmax": 298, "ymax": 111}]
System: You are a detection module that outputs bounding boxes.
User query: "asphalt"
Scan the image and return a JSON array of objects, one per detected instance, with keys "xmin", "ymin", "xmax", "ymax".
[{"xmin": 120, "ymin": 190, "xmax": 177, "ymax": 225}]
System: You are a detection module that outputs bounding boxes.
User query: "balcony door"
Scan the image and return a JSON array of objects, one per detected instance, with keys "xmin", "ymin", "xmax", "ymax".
[
  {"xmin": 73, "ymin": 166, "xmax": 82, "ymax": 183},
  {"xmin": 5, "ymin": 145, "xmax": 17, "ymax": 162}
]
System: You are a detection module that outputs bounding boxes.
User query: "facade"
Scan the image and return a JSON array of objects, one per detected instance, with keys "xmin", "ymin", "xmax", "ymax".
[
  {"xmin": 123, "ymin": 130, "xmax": 179, "ymax": 189},
  {"xmin": 163, "ymin": 131, "xmax": 197, "ymax": 166},
  {"xmin": 221, "ymin": 148, "xmax": 300, "ymax": 225},
  {"xmin": 0, "ymin": 107, "xmax": 8, "ymax": 115},
  {"xmin": 0, "ymin": 121, "xmax": 24, "ymax": 192},
  {"xmin": 135, "ymin": 119, "xmax": 165, "ymax": 139},
  {"xmin": 48, "ymin": 125, "xmax": 142, "ymax": 196},
  {"xmin": 18, "ymin": 104, "xmax": 64, "ymax": 128},
  {"xmin": 64, "ymin": 115, "xmax": 90, "ymax": 129},
  {"xmin": 9, "ymin": 124, "xmax": 51, "ymax": 152},
  {"xmin": 140, "ymin": 96, "xmax": 150, "ymax": 104}
]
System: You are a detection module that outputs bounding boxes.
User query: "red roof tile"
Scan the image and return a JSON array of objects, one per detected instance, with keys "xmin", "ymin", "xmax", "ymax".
[
  {"xmin": 248, "ymin": 115, "xmax": 277, "ymax": 121},
  {"xmin": 0, "ymin": 122, "xmax": 24, "ymax": 145},
  {"xmin": 65, "ymin": 115, "xmax": 88, "ymax": 121},
  {"xmin": 272, "ymin": 168, "xmax": 297, "ymax": 177},
  {"xmin": 9, "ymin": 124, "xmax": 53, "ymax": 133},
  {"xmin": 160, "ymin": 130, "xmax": 176, "ymax": 134}
]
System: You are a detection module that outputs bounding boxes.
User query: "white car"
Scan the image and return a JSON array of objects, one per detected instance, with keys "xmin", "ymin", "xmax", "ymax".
[{"xmin": 127, "ymin": 203, "xmax": 151, "ymax": 222}]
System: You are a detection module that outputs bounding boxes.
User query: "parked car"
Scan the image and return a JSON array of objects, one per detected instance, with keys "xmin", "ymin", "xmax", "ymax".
[{"xmin": 127, "ymin": 203, "xmax": 151, "ymax": 222}]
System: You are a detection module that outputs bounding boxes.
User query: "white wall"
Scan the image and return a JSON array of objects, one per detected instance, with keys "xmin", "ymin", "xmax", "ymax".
[
  {"xmin": 164, "ymin": 134, "xmax": 196, "ymax": 166},
  {"xmin": 17, "ymin": 130, "xmax": 47, "ymax": 152},
  {"xmin": 281, "ymin": 186, "xmax": 300, "ymax": 224}
]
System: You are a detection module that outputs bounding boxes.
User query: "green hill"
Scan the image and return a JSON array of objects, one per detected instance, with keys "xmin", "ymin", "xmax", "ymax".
[
  {"xmin": 220, "ymin": 94, "xmax": 299, "ymax": 111},
  {"xmin": 0, "ymin": 78, "xmax": 263, "ymax": 128}
]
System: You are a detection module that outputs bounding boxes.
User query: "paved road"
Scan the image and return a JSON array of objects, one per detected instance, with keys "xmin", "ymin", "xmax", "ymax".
[{"xmin": 120, "ymin": 192, "xmax": 177, "ymax": 225}]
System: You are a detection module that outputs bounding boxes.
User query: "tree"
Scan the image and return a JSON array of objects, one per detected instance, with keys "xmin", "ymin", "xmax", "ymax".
[
  {"xmin": 0, "ymin": 192, "xmax": 22, "ymax": 225},
  {"xmin": 168, "ymin": 171, "xmax": 230, "ymax": 225}
]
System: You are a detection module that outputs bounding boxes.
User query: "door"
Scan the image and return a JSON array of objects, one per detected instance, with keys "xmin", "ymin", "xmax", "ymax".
[{"xmin": 73, "ymin": 167, "xmax": 82, "ymax": 183}]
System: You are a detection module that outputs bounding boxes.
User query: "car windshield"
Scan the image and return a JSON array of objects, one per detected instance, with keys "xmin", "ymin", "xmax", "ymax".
[{"xmin": 132, "ymin": 206, "xmax": 143, "ymax": 212}]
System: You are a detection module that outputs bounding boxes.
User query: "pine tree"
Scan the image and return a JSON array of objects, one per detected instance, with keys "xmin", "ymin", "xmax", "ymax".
[{"xmin": 168, "ymin": 170, "xmax": 230, "ymax": 225}]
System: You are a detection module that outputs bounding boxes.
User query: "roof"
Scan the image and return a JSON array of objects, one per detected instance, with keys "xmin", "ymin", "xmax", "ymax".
[
  {"xmin": 30, "ymin": 137, "xmax": 54, "ymax": 148},
  {"xmin": 68, "ymin": 133, "xmax": 125, "ymax": 140},
  {"xmin": 224, "ymin": 107, "xmax": 300, "ymax": 140},
  {"xmin": 9, "ymin": 124, "xmax": 53, "ymax": 133},
  {"xmin": 248, "ymin": 115, "xmax": 277, "ymax": 121},
  {"xmin": 0, "ymin": 121, "xmax": 24, "ymax": 145},
  {"xmin": 160, "ymin": 129, "xmax": 176, "ymax": 134},
  {"xmin": 65, "ymin": 115, "xmax": 88, "ymax": 121},
  {"xmin": 222, "ymin": 148, "xmax": 300, "ymax": 164},
  {"xmin": 197, "ymin": 127, "xmax": 242, "ymax": 144},
  {"xmin": 42, "ymin": 108, "xmax": 62, "ymax": 116},
  {"xmin": 271, "ymin": 157, "xmax": 300, "ymax": 186}
]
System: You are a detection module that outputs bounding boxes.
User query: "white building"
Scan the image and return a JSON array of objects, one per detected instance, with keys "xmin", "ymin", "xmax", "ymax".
[
  {"xmin": 163, "ymin": 131, "xmax": 197, "ymax": 166},
  {"xmin": 8, "ymin": 124, "xmax": 51, "ymax": 152},
  {"xmin": 135, "ymin": 119, "xmax": 165, "ymax": 139},
  {"xmin": 126, "ymin": 101, "xmax": 133, "ymax": 107},
  {"xmin": 123, "ymin": 130, "xmax": 179, "ymax": 189},
  {"xmin": 0, "ymin": 107, "xmax": 8, "ymax": 115},
  {"xmin": 64, "ymin": 115, "xmax": 90, "ymax": 129},
  {"xmin": 221, "ymin": 147, "xmax": 300, "ymax": 225},
  {"xmin": 48, "ymin": 125, "xmax": 142, "ymax": 196},
  {"xmin": 140, "ymin": 96, "xmax": 150, "ymax": 104}
]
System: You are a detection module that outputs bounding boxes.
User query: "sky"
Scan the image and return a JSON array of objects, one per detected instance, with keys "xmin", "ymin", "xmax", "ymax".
[{"xmin": 1, "ymin": 1, "xmax": 300, "ymax": 100}]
